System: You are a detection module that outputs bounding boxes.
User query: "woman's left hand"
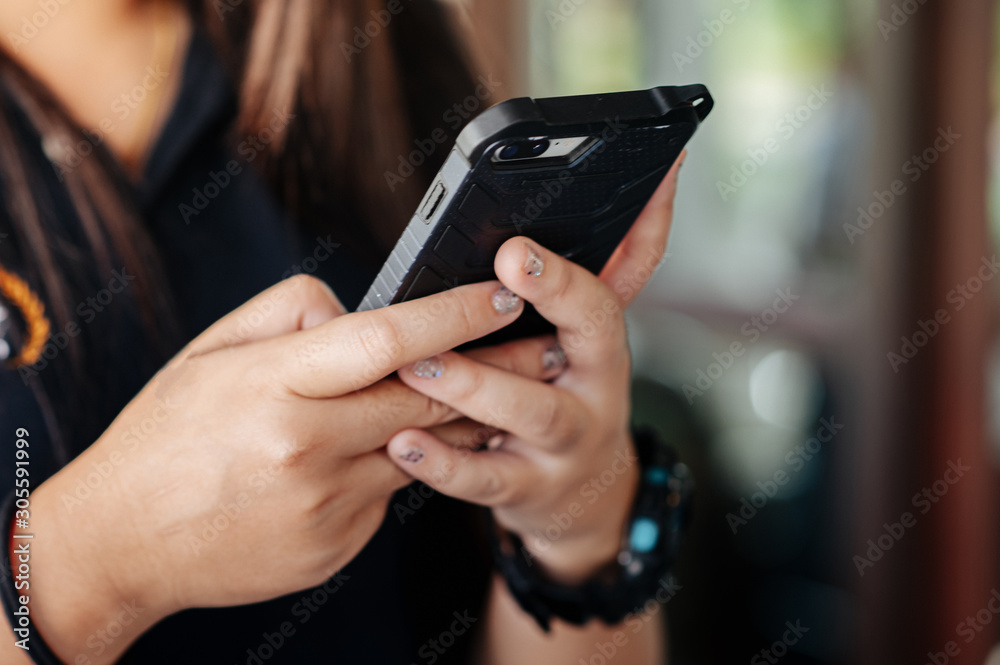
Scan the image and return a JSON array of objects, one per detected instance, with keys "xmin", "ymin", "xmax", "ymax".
[{"xmin": 387, "ymin": 153, "xmax": 684, "ymax": 583}]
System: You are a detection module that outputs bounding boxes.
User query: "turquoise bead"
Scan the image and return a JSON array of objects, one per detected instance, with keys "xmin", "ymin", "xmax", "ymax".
[
  {"xmin": 645, "ymin": 467, "xmax": 669, "ymax": 485},
  {"xmin": 629, "ymin": 517, "xmax": 660, "ymax": 552}
]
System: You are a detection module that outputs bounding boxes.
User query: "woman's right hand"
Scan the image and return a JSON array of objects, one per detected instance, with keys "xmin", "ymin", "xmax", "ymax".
[{"xmin": 14, "ymin": 275, "xmax": 526, "ymax": 665}]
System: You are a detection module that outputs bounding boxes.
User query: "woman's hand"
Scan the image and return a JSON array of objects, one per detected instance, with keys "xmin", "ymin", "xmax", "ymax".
[
  {"xmin": 22, "ymin": 275, "xmax": 528, "ymax": 664},
  {"xmin": 386, "ymin": 154, "xmax": 684, "ymax": 583}
]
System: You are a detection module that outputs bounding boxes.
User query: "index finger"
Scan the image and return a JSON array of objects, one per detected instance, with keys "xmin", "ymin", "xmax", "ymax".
[
  {"xmin": 269, "ymin": 281, "xmax": 523, "ymax": 398},
  {"xmin": 600, "ymin": 149, "xmax": 685, "ymax": 306}
]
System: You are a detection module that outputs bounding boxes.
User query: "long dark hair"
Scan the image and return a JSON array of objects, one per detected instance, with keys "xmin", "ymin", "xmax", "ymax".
[
  {"xmin": 201, "ymin": 0, "xmax": 482, "ymax": 256},
  {"xmin": 0, "ymin": 0, "xmax": 483, "ymax": 456},
  {"xmin": 1, "ymin": 0, "xmax": 482, "ymax": 352}
]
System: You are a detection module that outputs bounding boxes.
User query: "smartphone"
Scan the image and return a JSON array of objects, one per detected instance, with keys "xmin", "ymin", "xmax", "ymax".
[{"xmin": 357, "ymin": 84, "xmax": 713, "ymax": 342}]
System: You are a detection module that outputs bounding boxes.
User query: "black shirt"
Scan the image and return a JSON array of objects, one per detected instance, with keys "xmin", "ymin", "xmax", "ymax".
[{"xmin": 0, "ymin": 28, "xmax": 489, "ymax": 664}]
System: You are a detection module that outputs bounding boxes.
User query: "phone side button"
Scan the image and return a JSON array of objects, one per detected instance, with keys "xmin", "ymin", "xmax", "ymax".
[
  {"xmin": 402, "ymin": 266, "xmax": 451, "ymax": 302},
  {"xmin": 434, "ymin": 225, "xmax": 475, "ymax": 269}
]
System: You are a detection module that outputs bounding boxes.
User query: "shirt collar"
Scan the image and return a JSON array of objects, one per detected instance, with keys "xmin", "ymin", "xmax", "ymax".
[{"xmin": 137, "ymin": 26, "xmax": 237, "ymax": 211}]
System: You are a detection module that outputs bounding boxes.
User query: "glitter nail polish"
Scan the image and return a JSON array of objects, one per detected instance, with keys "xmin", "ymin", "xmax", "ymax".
[
  {"xmin": 524, "ymin": 248, "xmax": 544, "ymax": 277},
  {"xmin": 542, "ymin": 343, "xmax": 568, "ymax": 371},
  {"xmin": 492, "ymin": 287, "xmax": 521, "ymax": 314},
  {"xmin": 412, "ymin": 357, "xmax": 444, "ymax": 379},
  {"xmin": 398, "ymin": 448, "xmax": 425, "ymax": 463}
]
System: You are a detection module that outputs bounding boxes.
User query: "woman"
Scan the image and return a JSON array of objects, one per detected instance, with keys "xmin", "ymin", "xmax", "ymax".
[{"xmin": 0, "ymin": 0, "xmax": 683, "ymax": 662}]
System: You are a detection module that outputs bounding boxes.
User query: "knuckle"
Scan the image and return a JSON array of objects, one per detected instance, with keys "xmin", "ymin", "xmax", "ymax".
[
  {"xmin": 423, "ymin": 394, "xmax": 453, "ymax": 425},
  {"xmin": 531, "ymin": 399, "xmax": 572, "ymax": 442},
  {"xmin": 363, "ymin": 392, "xmax": 400, "ymax": 430},
  {"xmin": 269, "ymin": 434, "xmax": 315, "ymax": 473},
  {"xmin": 401, "ymin": 389, "xmax": 452, "ymax": 428},
  {"xmin": 451, "ymin": 290, "xmax": 480, "ymax": 339},
  {"xmin": 476, "ymin": 469, "xmax": 506, "ymax": 504},
  {"xmin": 367, "ymin": 381, "xmax": 451, "ymax": 430},
  {"xmin": 351, "ymin": 313, "xmax": 405, "ymax": 373},
  {"xmin": 449, "ymin": 362, "xmax": 485, "ymax": 402},
  {"xmin": 296, "ymin": 274, "xmax": 340, "ymax": 311},
  {"xmin": 550, "ymin": 261, "xmax": 575, "ymax": 303},
  {"xmin": 284, "ymin": 273, "xmax": 325, "ymax": 300}
]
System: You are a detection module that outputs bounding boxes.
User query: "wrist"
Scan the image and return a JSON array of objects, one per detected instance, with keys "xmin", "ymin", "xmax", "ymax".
[
  {"xmin": 512, "ymin": 435, "xmax": 640, "ymax": 586},
  {"xmin": 23, "ymin": 475, "xmax": 170, "ymax": 664},
  {"xmin": 489, "ymin": 427, "xmax": 693, "ymax": 632}
]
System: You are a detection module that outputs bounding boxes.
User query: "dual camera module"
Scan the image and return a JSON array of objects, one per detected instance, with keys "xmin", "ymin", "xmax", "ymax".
[
  {"xmin": 496, "ymin": 139, "xmax": 551, "ymax": 161},
  {"xmin": 492, "ymin": 136, "xmax": 594, "ymax": 165}
]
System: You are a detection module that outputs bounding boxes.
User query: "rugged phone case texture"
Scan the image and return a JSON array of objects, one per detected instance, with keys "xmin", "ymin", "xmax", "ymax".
[{"xmin": 358, "ymin": 84, "xmax": 713, "ymax": 340}]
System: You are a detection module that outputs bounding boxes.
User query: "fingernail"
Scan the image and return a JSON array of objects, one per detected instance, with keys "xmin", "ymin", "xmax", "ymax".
[
  {"xmin": 398, "ymin": 447, "xmax": 425, "ymax": 463},
  {"xmin": 412, "ymin": 357, "xmax": 444, "ymax": 379},
  {"xmin": 487, "ymin": 434, "xmax": 505, "ymax": 451},
  {"xmin": 542, "ymin": 343, "xmax": 568, "ymax": 372},
  {"xmin": 524, "ymin": 246, "xmax": 544, "ymax": 277},
  {"xmin": 492, "ymin": 286, "xmax": 521, "ymax": 314}
]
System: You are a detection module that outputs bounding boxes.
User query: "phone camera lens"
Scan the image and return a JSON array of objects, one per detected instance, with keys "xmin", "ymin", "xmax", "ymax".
[
  {"xmin": 529, "ymin": 140, "xmax": 550, "ymax": 156},
  {"xmin": 499, "ymin": 145, "xmax": 520, "ymax": 160}
]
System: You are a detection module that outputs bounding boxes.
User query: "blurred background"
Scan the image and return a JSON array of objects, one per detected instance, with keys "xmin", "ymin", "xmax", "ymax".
[{"xmin": 447, "ymin": 0, "xmax": 999, "ymax": 663}]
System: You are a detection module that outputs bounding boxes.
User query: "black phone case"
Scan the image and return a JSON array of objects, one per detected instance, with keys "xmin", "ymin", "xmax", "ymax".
[{"xmin": 357, "ymin": 84, "xmax": 713, "ymax": 341}]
